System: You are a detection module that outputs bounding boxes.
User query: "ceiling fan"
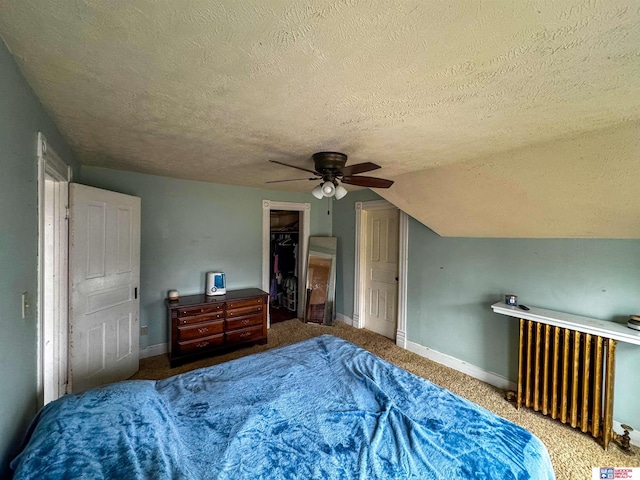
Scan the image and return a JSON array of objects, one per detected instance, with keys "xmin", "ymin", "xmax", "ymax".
[{"xmin": 267, "ymin": 152, "xmax": 394, "ymax": 199}]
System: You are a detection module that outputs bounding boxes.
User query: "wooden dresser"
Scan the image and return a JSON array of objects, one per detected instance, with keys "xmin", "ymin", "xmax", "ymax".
[{"xmin": 167, "ymin": 288, "xmax": 268, "ymax": 367}]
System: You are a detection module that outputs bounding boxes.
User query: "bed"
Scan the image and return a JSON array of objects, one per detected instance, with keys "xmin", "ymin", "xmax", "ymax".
[{"xmin": 12, "ymin": 335, "xmax": 555, "ymax": 479}]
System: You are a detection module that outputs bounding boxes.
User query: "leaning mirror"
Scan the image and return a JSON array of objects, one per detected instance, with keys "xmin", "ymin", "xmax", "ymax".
[{"xmin": 304, "ymin": 236, "xmax": 337, "ymax": 325}]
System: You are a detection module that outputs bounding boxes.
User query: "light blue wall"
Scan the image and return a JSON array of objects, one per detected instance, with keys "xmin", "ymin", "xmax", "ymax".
[
  {"xmin": 0, "ymin": 40, "xmax": 79, "ymax": 475},
  {"xmin": 80, "ymin": 166, "xmax": 332, "ymax": 348},
  {"xmin": 407, "ymin": 218, "xmax": 640, "ymax": 426}
]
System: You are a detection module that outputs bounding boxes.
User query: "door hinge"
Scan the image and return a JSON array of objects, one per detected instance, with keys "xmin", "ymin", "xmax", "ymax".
[
  {"xmin": 134, "ymin": 287, "xmax": 138, "ymax": 299},
  {"xmin": 65, "ymin": 205, "xmax": 70, "ymax": 220}
]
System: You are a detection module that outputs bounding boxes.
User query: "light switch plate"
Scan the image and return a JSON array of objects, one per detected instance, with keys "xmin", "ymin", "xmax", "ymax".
[
  {"xmin": 22, "ymin": 291, "xmax": 30, "ymax": 319},
  {"xmin": 140, "ymin": 325, "xmax": 148, "ymax": 335}
]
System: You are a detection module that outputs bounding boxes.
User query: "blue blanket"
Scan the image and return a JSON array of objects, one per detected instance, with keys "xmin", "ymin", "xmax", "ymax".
[{"xmin": 12, "ymin": 335, "xmax": 554, "ymax": 479}]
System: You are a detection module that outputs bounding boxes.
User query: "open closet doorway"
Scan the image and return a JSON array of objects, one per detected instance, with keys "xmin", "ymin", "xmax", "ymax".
[
  {"xmin": 269, "ymin": 210, "xmax": 300, "ymax": 323},
  {"xmin": 262, "ymin": 201, "xmax": 310, "ymax": 327}
]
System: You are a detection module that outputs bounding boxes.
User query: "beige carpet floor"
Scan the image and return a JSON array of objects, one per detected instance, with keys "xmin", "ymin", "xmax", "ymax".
[{"xmin": 132, "ymin": 319, "xmax": 640, "ymax": 479}]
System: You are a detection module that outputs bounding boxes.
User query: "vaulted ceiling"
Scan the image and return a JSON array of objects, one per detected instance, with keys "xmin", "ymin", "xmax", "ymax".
[{"xmin": 1, "ymin": 1, "xmax": 638, "ymax": 237}]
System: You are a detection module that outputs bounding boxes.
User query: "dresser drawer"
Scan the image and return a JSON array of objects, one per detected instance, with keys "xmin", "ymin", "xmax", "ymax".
[
  {"xmin": 177, "ymin": 310, "xmax": 224, "ymax": 325},
  {"xmin": 226, "ymin": 313, "xmax": 264, "ymax": 331},
  {"xmin": 177, "ymin": 333, "xmax": 224, "ymax": 355},
  {"xmin": 178, "ymin": 320, "xmax": 224, "ymax": 341},
  {"xmin": 226, "ymin": 303, "xmax": 264, "ymax": 318},
  {"xmin": 177, "ymin": 304, "xmax": 223, "ymax": 317},
  {"xmin": 225, "ymin": 325, "xmax": 264, "ymax": 344},
  {"xmin": 226, "ymin": 297, "xmax": 264, "ymax": 311}
]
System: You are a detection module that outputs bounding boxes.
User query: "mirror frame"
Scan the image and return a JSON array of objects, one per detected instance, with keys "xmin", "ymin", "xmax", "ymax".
[{"xmin": 304, "ymin": 236, "xmax": 337, "ymax": 325}]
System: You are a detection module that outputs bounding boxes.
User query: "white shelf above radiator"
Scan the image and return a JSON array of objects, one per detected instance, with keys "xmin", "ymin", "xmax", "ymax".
[{"xmin": 491, "ymin": 302, "xmax": 640, "ymax": 346}]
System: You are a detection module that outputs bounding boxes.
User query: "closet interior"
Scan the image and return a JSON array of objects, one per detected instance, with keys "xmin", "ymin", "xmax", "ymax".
[{"xmin": 269, "ymin": 210, "xmax": 300, "ymax": 323}]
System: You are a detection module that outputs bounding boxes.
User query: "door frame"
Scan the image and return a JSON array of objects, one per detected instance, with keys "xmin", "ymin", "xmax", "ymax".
[
  {"xmin": 37, "ymin": 132, "xmax": 72, "ymax": 407},
  {"xmin": 262, "ymin": 200, "xmax": 310, "ymax": 326},
  {"xmin": 354, "ymin": 200, "xmax": 408, "ymax": 348}
]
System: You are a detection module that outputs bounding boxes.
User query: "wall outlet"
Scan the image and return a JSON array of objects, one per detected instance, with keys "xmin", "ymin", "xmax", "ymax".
[
  {"xmin": 22, "ymin": 291, "xmax": 30, "ymax": 319},
  {"xmin": 140, "ymin": 325, "xmax": 148, "ymax": 335}
]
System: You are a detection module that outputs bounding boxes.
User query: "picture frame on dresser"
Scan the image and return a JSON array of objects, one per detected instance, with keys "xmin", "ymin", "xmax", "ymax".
[{"xmin": 166, "ymin": 288, "xmax": 268, "ymax": 367}]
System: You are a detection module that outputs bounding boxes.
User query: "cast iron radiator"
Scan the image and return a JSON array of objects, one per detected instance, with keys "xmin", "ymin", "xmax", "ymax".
[{"xmin": 517, "ymin": 318, "xmax": 617, "ymax": 449}]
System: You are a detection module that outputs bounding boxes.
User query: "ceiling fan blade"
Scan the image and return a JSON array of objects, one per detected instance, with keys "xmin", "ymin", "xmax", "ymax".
[
  {"xmin": 342, "ymin": 176, "xmax": 394, "ymax": 188},
  {"xmin": 339, "ymin": 162, "xmax": 381, "ymax": 176},
  {"xmin": 269, "ymin": 160, "xmax": 318, "ymax": 175},
  {"xmin": 266, "ymin": 177, "xmax": 318, "ymax": 184}
]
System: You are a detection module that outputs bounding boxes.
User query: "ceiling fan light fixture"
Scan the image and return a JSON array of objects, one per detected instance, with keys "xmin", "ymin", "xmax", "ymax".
[
  {"xmin": 322, "ymin": 181, "xmax": 335, "ymax": 197},
  {"xmin": 311, "ymin": 184, "xmax": 324, "ymax": 199},
  {"xmin": 334, "ymin": 184, "xmax": 348, "ymax": 200},
  {"xmin": 271, "ymin": 152, "xmax": 393, "ymax": 198}
]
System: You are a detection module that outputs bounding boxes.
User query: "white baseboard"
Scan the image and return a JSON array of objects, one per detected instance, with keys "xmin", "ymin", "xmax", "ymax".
[
  {"xmin": 336, "ymin": 313, "xmax": 353, "ymax": 326},
  {"xmin": 140, "ymin": 343, "xmax": 167, "ymax": 359},
  {"xmin": 405, "ymin": 340, "xmax": 517, "ymax": 392}
]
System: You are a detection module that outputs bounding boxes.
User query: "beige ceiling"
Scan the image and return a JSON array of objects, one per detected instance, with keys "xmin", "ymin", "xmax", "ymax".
[{"xmin": 1, "ymin": 0, "xmax": 639, "ymax": 237}]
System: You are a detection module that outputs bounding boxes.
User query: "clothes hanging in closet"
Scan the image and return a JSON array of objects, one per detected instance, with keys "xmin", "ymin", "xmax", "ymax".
[
  {"xmin": 270, "ymin": 234, "xmax": 297, "ymax": 276},
  {"xmin": 274, "ymin": 243, "xmax": 296, "ymax": 274}
]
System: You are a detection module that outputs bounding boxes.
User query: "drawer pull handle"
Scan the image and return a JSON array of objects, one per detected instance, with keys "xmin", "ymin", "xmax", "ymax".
[
  {"xmin": 180, "ymin": 320, "xmax": 186, "ymax": 325},
  {"xmin": 241, "ymin": 319, "xmax": 250, "ymax": 325},
  {"xmin": 239, "ymin": 332, "xmax": 252, "ymax": 338},
  {"xmin": 197, "ymin": 327, "xmax": 209, "ymax": 334},
  {"xmin": 257, "ymin": 306, "xmax": 262, "ymax": 311},
  {"xmin": 195, "ymin": 341, "xmax": 209, "ymax": 348}
]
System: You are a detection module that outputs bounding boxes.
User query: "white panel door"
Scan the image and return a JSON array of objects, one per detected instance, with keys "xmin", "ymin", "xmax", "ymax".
[
  {"xmin": 364, "ymin": 208, "xmax": 399, "ymax": 339},
  {"xmin": 69, "ymin": 184, "xmax": 141, "ymax": 393}
]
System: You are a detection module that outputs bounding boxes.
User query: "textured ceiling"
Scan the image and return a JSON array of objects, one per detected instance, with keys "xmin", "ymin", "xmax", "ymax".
[{"xmin": 1, "ymin": 0, "xmax": 639, "ymax": 237}]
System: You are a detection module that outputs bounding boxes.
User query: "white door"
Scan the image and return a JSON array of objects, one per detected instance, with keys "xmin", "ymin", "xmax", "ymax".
[
  {"xmin": 37, "ymin": 131, "xmax": 72, "ymax": 407},
  {"xmin": 69, "ymin": 184, "xmax": 141, "ymax": 393},
  {"xmin": 42, "ymin": 175, "xmax": 69, "ymax": 404},
  {"xmin": 364, "ymin": 208, "xmax": 399, "ymax": 339}
]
